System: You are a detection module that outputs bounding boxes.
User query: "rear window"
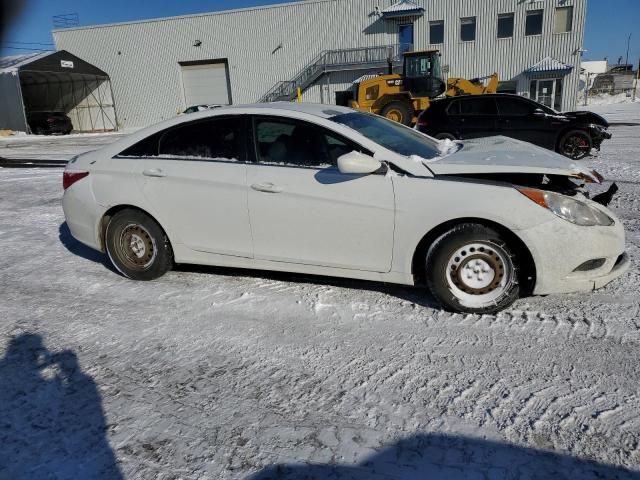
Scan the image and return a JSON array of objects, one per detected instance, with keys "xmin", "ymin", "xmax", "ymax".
[{"xmin": 330, "ymin": 111, "xmax": 440, "ymax": 160}]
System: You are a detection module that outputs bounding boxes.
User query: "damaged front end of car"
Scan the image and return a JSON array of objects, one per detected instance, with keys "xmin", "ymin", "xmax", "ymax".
[{"xmin": 446, "ymin": 172, "xmax": 619, "ymax": 207}]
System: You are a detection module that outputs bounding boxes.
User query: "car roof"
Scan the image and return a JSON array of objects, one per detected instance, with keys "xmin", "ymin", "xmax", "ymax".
[{"xmin": 216, "ymin": 102, "xmax": 355, "ymax": 118}]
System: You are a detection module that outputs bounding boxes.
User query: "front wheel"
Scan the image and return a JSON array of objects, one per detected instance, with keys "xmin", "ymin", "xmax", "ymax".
[
  {"xmin": 558, "ymin": 130, "xmax": 592, "ymax": 160},
  {"xmin": 105, "ymin": 209, "xmax": 173, "ymax": 280},
  {"xmin": 381, "ymin": 101, "xmax": 414, "ymax": 126},
  {"xmin": 425, "ymin": 224, "xmax": 520, "ymax": 314}
]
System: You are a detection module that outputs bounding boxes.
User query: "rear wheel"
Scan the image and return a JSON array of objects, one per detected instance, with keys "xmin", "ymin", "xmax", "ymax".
[
  {"xmin": 558, "ymin": 130, "xmax": 592, "ymax": 160},
  {"xmin": 105, "ymin": 209, "xmax": 173, "ymax": 280},
  {"xmin": 425, "ymin": 224, "xmax": 520, "ymax": 314},
  {"xmin": 381, "ymin": 101, "xmax": 414, "ymax": 126}
]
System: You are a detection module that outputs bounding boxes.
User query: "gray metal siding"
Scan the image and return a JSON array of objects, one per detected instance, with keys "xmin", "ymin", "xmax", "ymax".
[{"xmin": 54, "ymin": 0, "xmax": 586, "ymax": 128}]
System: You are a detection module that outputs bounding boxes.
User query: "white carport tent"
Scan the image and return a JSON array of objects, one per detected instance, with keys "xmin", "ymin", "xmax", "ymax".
[{"xmin": 0, "ymin": 50, "xmax": 118, "ymax": 133}]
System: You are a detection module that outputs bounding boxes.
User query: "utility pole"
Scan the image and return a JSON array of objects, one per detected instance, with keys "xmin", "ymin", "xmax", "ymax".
[{"xmin": 626, "ymin": 33, "xmax": 632, "ymax": 66}]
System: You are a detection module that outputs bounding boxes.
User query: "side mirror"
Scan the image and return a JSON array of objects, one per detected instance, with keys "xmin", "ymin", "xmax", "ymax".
[
  {"xmin": 532, "ymin": 108, "xmax": 546, "ymax": 118},
  {"xmin": 337, "ymin": 151, "xmax": 382, "ymax": 175}
]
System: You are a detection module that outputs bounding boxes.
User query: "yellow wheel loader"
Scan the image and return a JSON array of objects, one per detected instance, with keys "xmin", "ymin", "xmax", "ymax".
[{"xmin": 347, "ymin": 50, "xmax": 499, "ymax": 126}]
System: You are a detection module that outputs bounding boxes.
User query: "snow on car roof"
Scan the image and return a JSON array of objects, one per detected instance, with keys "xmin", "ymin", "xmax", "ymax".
[{"xmin": 212, "ymin": 102, "xmax": 354, "ymax": 119}]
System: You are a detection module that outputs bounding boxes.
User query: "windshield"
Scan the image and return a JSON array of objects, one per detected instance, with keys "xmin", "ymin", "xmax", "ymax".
[{"xmin": 330, "ymin": 112, "xmax": 441, "ymax": 160}]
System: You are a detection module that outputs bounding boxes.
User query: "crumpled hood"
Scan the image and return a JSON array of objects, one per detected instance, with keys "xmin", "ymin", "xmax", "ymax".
[{"xmin": 423, "ymin": 136, "xmax": 602, "ymax": 183}]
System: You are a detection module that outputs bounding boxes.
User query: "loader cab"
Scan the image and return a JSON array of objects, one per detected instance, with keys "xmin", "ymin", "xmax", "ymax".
[{"xmin": 402, "ymin": 50, "xmax": 446, "ymax": 98}]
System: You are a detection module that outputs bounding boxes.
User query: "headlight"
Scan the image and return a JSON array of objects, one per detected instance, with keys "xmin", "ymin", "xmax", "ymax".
[{"xmin": 518, "ymin": 188, "xmax": 614, "ymax": 226}]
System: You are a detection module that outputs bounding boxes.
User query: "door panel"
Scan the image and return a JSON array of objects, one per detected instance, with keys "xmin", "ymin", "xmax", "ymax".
[
  {"xmin": 247, "ymin": 116, "xmax": 395, "ymax": 272},
  {"xmin": 247, "ymin": 165, "xmax": 394, "ymax": 272},
  {"xmin": 495, "ymin": 97, "xmax": 553, "ymax": 148},
  {"xmin": 139, "ymin": 116, "xmax": 253, "ymax": 257},
  {"xmin": 449, "ymin": 98, "xmax": 498, "ymax": 139},
  {"xmin": 143, "ymin": 160, "xmax": 251, "ymax": 257}
]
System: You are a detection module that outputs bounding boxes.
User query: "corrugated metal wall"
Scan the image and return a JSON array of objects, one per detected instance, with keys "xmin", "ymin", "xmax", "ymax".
[{"xmin": 54, "ymin": 0, "xmax": 586, "ymax": 128}]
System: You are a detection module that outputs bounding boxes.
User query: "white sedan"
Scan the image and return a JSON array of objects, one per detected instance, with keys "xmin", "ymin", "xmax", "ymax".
[{"xmin": 62, "ymin": 103, "xmax": 629, "ymax": 314}]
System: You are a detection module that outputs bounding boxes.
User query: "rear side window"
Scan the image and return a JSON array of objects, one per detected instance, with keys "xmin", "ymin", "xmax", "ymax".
[
  {"xmin": 159, "ymin": 117, "xmax": 245, "ymax": 161},
  {"xmin": 446, "ymin": 101, "xmax": 461, "ymax": 116},
  {"xmin": 118, "ymin": 132, "xmax": 162, "ymax": 157},
  {"xmin": 496, "ymin": 98, "xmax": 534, "ymax": 116},
  {"xmin": 118, "ymin": 116, "xmax": 245, "ymax": 160}
]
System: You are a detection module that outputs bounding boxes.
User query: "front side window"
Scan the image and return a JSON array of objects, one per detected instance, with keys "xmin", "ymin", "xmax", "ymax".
[
  {"xmin": 429, "ymin": 20, "xmax": 444, "ymax": 44},
  {"xmin": 330, "ymin": 112, "xmax": 441, "ymax": 160},
  {"xmin": 497, "ymin": 13, "xmax": 514, "ymax": 38},
  {"xmin": 460, "ymin": 17, "xmax": 476, "ymax": 42},
  {"xmin": 554, "ymin": 6, "xmax": 573, "ymax": 33},
  {"xmin": 496, "ymin": 98, "xmax": 534, "ymax": 116},
  {"xmin": 158, "ymin": 117, "xmax": 245, "ymax": 161},
  {"xmin": 525, "ymin": 10, "xmax": 544, "ymax": 36},
  {"xmin": 253, "ymin": 117, "xmax": 365, "ymax": 168},
  {"xmin": 458, "ymin": 98, "xmax": 498, "ymax": 116}
]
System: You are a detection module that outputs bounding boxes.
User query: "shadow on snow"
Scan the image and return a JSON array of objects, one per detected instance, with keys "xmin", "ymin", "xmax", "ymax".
[
  {"xmin": 247, "ymin": 432, "xmax": 640, "ymax": 480},
  {"xmin": 0, "ymin": 333, "xmax": 123, "ymax": 479}
]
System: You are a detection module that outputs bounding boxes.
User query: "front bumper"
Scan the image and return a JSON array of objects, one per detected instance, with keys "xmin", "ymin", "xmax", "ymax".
[
  {"xmin": 590, "ymin": 125, "xmax": 612, "ymax": 150},
  {"xmin": 518, "ymin": 211, "xmax": 629, "ymax": 295}
]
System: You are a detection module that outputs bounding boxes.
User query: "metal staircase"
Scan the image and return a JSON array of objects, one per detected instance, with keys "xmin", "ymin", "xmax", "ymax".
[{"xmin": 259, "ymin": 44, "xmax": 406, "ymax": 103}]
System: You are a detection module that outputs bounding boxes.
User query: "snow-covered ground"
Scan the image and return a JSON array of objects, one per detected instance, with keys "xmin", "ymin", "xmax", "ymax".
[
  {"xmin": 0, "ymin": 104, "xmax": 639, "ymax": 479},
  {"xmin": 0, "ymin": 131, "xmax": 130, "ymax": 161}
]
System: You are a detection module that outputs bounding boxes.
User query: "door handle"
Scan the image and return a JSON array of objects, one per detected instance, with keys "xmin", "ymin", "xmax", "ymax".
[
  {"xmin": 251, "ymin": 182, "xmax": 283, "ymax": 193},
  {"xmin": 143, "ymin": 168, "xmax": 166, "ymax": 178}
]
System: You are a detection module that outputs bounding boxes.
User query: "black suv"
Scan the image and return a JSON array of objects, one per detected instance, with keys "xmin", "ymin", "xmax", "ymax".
[
  {"xmin": 417, "ymin": 94, "xmax": 611, "ymax": 159},
  {"xmin": 27, "ymin": 111, "xmax": 73, "ymax": 135}
]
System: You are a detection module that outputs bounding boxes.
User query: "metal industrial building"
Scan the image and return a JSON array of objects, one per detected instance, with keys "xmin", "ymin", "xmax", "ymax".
[
  {"xmin": 53, "ymin": 0, "xmax": 586, "ymax": 129},
  {"xmin": 0, "ymin": 50, "xmax": 117, "ymax": 132}
]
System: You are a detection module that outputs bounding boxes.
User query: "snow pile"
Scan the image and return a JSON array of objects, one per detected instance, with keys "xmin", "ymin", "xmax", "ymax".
[
  {"xmin": 437, "ymin": 138, "xmax": 460, "ymax": 155},
  {"xmin": 585, "ymin": 92, "xmax": 637, "ymax": 106}
]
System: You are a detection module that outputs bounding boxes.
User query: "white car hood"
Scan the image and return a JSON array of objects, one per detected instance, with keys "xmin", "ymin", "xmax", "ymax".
[{"xmin": 422, "ymin": 136, "xmax": 602, "ymax": 183}]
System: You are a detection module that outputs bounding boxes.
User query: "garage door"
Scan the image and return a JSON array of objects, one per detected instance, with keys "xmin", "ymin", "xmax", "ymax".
[{"xmin": 180, "ymin": 62, "xmax": 231, "ymax": 106}]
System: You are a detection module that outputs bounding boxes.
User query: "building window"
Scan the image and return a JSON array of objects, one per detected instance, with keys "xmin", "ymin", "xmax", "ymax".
[
  {"xmin": 554, "ymin": 6, "xmax": 573, "ymax": 33},
  {"xmin": 525, "ymin": 10, "xmax": 544, "ymax": 36},
  {"xmin": 497, "ymin": 13, "xmax": 514, "ymax": 38},
  {"xmin": 460, "ymin": 17, "xmax": 476, "ymax": 42},
  {"xmin": 430, "ymin": 20, "xmax": 444, "ymax": 44}
]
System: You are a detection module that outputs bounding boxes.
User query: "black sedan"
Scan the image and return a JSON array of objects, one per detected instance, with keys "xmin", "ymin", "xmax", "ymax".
[
  {"xmin": 417, "ymin": 94, "xmax": 611, "ymax": 160},
  {"xmin": 27, "ymin": 111, "xmax": 73, "ymax": 136}
]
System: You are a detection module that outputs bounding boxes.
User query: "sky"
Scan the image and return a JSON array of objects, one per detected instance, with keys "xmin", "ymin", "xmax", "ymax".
[{"xmin": 1, "ymin": 0, "xmax": 639, "ymax": 65}]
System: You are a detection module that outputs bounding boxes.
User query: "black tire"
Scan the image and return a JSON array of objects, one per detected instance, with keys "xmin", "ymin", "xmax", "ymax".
[
  {"xmin": 425, "ymin": 223, "xmax": 520, "ymax": 314},
  {"xmin": 105, "ymin": 209, "xmax": 173, "ymax": 281},
  {"xmin": 558, "ymin": 130, "xmax": 592, "ymax": 160},
  {"xmin": 434, "ymin": 132, "xmax": 458, "ymax": 141},
  {"xmin": 381, "ymin": 101, "xmax": 414, "ymax": 126}
]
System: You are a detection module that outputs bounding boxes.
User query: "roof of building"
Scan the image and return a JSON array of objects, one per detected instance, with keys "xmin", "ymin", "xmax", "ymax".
[
  {"xmin": 0, "ymin": 52, "xmax": 53, "ymax": 73},
  {"xmin": 526, "ymin": 57, "xmax": 573, "ymax": 73},
  {"xmin": 380, "ymin": 0, "xmax": 425, "ymax": 18}
]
